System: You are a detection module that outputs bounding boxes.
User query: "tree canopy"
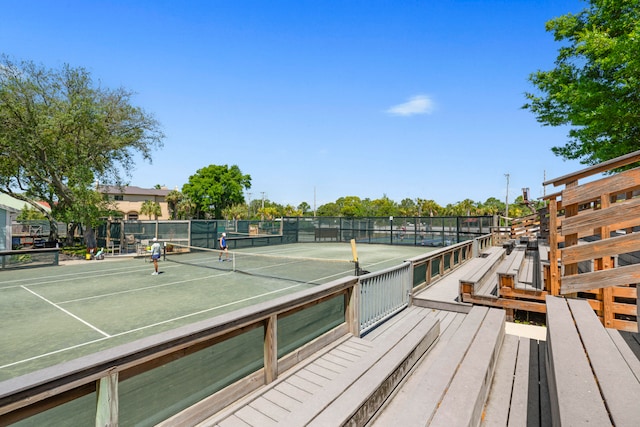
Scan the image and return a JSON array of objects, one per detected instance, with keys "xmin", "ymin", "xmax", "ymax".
[
  {"xmin": 523, "ymin": 0, "xmax": 640, "ymax": 165},
  {"xmin": 0, "ymin": 55, "xmax": 164, "ymax": 241},
  {"xmin": 181, "ymin": 164, "xmax": 251, "ymax": 219}
]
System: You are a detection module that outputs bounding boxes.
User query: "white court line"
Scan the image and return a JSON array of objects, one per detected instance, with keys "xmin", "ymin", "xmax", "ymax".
[
  {"xmin": 21, "ymin": 286, "xmax": 111, "ymax": 338},
  {"xmin": 0, "ymin": 263, "xmax": 181, "ymax": 289},
  {"xmin": 2, "ymin": 283, "xmax": 302, "ymax": 370}
]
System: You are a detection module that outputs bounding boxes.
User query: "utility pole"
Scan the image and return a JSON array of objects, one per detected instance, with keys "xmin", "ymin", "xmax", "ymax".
[
  {"xmin": 260, "ymin": 192, "xmax": 266, "ymax": 220},
  {"xmin": 505, "ymin": 173, "xmax": 510, "ymax": 226},
  {"xmin": 246, "ymin": 192, "xmax": 252, "ymax": 218}
]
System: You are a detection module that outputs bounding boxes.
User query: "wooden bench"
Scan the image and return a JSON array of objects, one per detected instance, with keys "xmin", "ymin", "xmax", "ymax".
[
  {"xmin": 459, "ymin": 246, "xmax": 505, "ymax": 298},
  {"xmin": 195, "ymin": 307, "xmax": 441, "ymax": 426},
  {"xmin": 545, "ymin": 295, "xmax": 640, "ymax": 426},
  {"xmin": 369, "ymin": 306, "xmax": 505, "ymax": 426},
  {"xmin": 496, "ymin": 245, "xmax": 526, "ymax": 289},
  {"xmin": 502, "ymin": 239, "xmax": 516, "ymax": 255}
]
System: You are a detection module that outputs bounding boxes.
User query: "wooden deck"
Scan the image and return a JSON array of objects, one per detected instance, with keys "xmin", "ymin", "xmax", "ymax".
[
  {"xmin": 190, "ymin": 306, "xmax": 450, "ymax": 426},
  {"xmin": 187, "ymin": 301, "xmax": 638, "ymax": 426}
]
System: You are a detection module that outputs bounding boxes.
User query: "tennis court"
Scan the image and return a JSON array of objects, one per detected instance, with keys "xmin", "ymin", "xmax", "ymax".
[{"xmin": 0, "ymin": 242, "xmax": 434, "ymax": 382}]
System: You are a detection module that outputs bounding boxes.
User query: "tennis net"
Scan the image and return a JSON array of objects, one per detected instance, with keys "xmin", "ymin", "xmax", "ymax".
[{"xmin": 164, "ymin": 243, "xmax": 357, "ymax": 285}]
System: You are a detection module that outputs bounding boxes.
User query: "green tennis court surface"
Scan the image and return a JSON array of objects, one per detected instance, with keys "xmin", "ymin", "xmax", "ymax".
[{"xmin": 0, "ymin": 243, "xmax": 434, "ymax": 381}]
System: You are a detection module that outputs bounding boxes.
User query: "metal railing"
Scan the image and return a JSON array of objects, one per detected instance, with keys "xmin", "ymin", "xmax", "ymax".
[{"xmin": 359, "ymin": 262, "xmax": 413, "ymax": 335}]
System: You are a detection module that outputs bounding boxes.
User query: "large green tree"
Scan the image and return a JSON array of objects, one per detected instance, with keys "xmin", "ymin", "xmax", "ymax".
[
  {"xmin": 0, "ymin": 55, "xmax": 164, "ymax": 242},
  {"xmin": 523, "ymin": 0, "xmax": 640, "ymax": 165},
  {"xmin": 182, "ymin": 164, "xmax": 251, "ymax": 219}
]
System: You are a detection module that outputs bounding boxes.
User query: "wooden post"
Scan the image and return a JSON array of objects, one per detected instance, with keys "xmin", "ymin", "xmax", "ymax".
[
  {"xmin": 597, "ymin": 194, "xmax": 614, "ymax": 328},
  {"xmin": 560, "ymin": 181, "xmax": 579, "ymax": 296},
  {"xmin": 96, "ymin": 369, "xmax": 118, "ymax": 427},
  {"xmin": 346, "ymin": 283, "xmax": 360, "ymax": 336},
  {"xmin": 264, "ymin": 314, "xmax": 278, "ymax": 384},
  {"xmin": 548, "ymin": 199, "xmax": 560, "ymax": 295}
]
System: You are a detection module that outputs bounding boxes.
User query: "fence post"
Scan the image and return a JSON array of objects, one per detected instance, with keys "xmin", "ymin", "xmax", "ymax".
[
  {"xmin": 346, "ymin": 281, "xmax": 360, "ymax": 336},
  {"xmin": 264, "ymin": 315, "xmax": 278, "ymax": 383},
  {"xmin": 95, "ymin": 369, "xmax": 118, "ymax": 426}
]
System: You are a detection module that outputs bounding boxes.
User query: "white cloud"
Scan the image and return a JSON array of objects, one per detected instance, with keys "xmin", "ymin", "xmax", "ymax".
[{"xmin": 386, "ymin": 95, "xmax": 435, "ymax": 116}]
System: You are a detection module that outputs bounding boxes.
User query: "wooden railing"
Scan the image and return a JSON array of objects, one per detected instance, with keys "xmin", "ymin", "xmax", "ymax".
[
  {"xmin": 510, "ymin": 213, "xmax": 540, "ymax": 240},
  {"xmin": 543, "ymin": 149, "xmax": 640, "ymax": 332},
  {"xmin": 0, "ymin": 277, "xmax": 359, "ymax": 426},
  {"xmin": 409, "ymin": 234, "xmax": 492, "ymax": 293}
]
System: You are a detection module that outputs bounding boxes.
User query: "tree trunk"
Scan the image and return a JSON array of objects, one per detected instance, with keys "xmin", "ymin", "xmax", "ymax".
[
  {"xmin": 46, "ymin": 215, "xmax": 59, "ymax": 243},
  {"xmin": 66, "ymin": 223, "xmax": 78, "ymax": 246},
  {"xmin": 84, "ymin": 226, "xmax": 97, "ymax": 250}
]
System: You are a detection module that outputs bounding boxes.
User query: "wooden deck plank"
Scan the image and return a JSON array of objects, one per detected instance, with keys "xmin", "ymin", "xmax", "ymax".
[
  {"xmin": 476, "ymin": 275, "xmax": 498, "ymax": 297},
  {"xmin": 460, "ymin": 247, "xmax": 505, "ymax": 284},
  {"xmin": 285, "ymin": 374, "xmax": 323, "ymax": 394},
  {"xmin": 608, "ymin": 330, "xmax": 640, "ymax": 382},
  {"xmin": 234, "ymin": 405, "xmax": 277, "ymax": 427},
  {"xmin": 568, "ymin": 298, "xmax": 640, "ymax": 426},
  {"xmin": 363, "ymin": 305, "xmax": 434, "ymax": 341},
  {"xmin": 261, "ymin": 389, "xmax": 299, "ymax": 412},
  {"xmin": 507, "ymin": 337, "xmax": 530, "ymax": 426},
  {"xmin": 482, "ymin": 334, "xmax": 519, "ymax": 426},
  {"xmin": 303, "ymin": 362, "xmax": 341, "ymax": 381},
  {"xmin": 327, "ymin": 346, "xmax": 366, "ymax": 362},
  {"xmin": 370, "ymin": 307, "xmax": 489, "ymax": 426},
  {"xmin": 521, "ymin": 253, "xmax": 534, "ymax": 285},
  {"xmin": 537, "ymin": 340, "xmax": 552, "ymax": 427},
  {"xmin": 545, "ymin": 296, "xmax": 610, "ymax": 426},
  {"xmin": 314, "ymin": 354, "xmax": 349, "ymax": 371},
  {"xmin": 274, "ymin": 380, "xmax": 313, "ymax": 401},
  {"xmin": 320, "ymin": 352, "xmax": 353, "ymax": 368},
  {"xmin": 334, "ymin": 339, "xmax": 371, "ymax": 357},
  {"xmin": 526, "ymin": 338, "xmax": 540, "ymax": 427},
  {"xmin": 296, "ymin": 367, "xmax": 333, "ymax": 386},
  {"xmin": 430, "ymin": 308, "xmax": 505, "ymax": 426},
  {"xmin": 248, "ymin": 397, "xmax": 290, "ymax": 421},
  {"xmin": 286, "ymin": 314, "xmax": 441, "ymax": 426},
  {"xmin": 619, "ymin": 330, "xmax": 640, "ymax": 359},
  {"xmin": 372, "ymin": 310, "xmax": 467, "ymax": 426},
  {"xmin": 217, "ymin": 415, "xmax": 250, "ymax": 427}
]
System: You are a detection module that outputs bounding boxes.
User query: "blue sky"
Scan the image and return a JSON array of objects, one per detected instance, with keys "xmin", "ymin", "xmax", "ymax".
[{"xmin": 2, "ymin": 0, "xmax": 588, "ymax": 209}]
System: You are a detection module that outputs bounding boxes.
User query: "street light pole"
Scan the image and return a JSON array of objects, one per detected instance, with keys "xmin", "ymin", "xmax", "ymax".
[{"xmin": 505, "ymin": 173, "xmax": 510, "ymax": 226}]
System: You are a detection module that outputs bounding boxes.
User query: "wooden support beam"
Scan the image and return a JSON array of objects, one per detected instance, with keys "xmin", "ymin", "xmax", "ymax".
[
  {"xmin": 499, "ymin": 287, "xmax": 548, "ymax": 301},
  {"xmin": 264, "ymin": 315, "xmax": 277, "ymax": 383},
  {"xmin": 461, "ymin": 293, "xmax": 547, "ymax": 313}
]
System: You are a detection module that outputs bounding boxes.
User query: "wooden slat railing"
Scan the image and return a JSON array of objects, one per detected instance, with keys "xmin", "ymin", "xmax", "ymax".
[{"xmin": 544, "ymin": 149, "xmax": 640, "ymax": 332}]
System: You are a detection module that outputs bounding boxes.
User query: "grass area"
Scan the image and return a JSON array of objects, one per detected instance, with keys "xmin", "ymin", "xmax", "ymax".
[{"xmin": 514, "ymin": 310, "xmax": 546, "ymax": 327}]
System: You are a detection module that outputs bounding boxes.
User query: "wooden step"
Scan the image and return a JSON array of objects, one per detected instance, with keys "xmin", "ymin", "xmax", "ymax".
[{"xmin": 369, "ymin": 306, "xmax": 506, "ymax": 426}]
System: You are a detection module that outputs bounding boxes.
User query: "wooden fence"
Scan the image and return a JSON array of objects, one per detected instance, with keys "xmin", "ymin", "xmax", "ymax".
[{"xmin": 543, "ymin": 150, "xmax": 640, "ymax": 332}]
